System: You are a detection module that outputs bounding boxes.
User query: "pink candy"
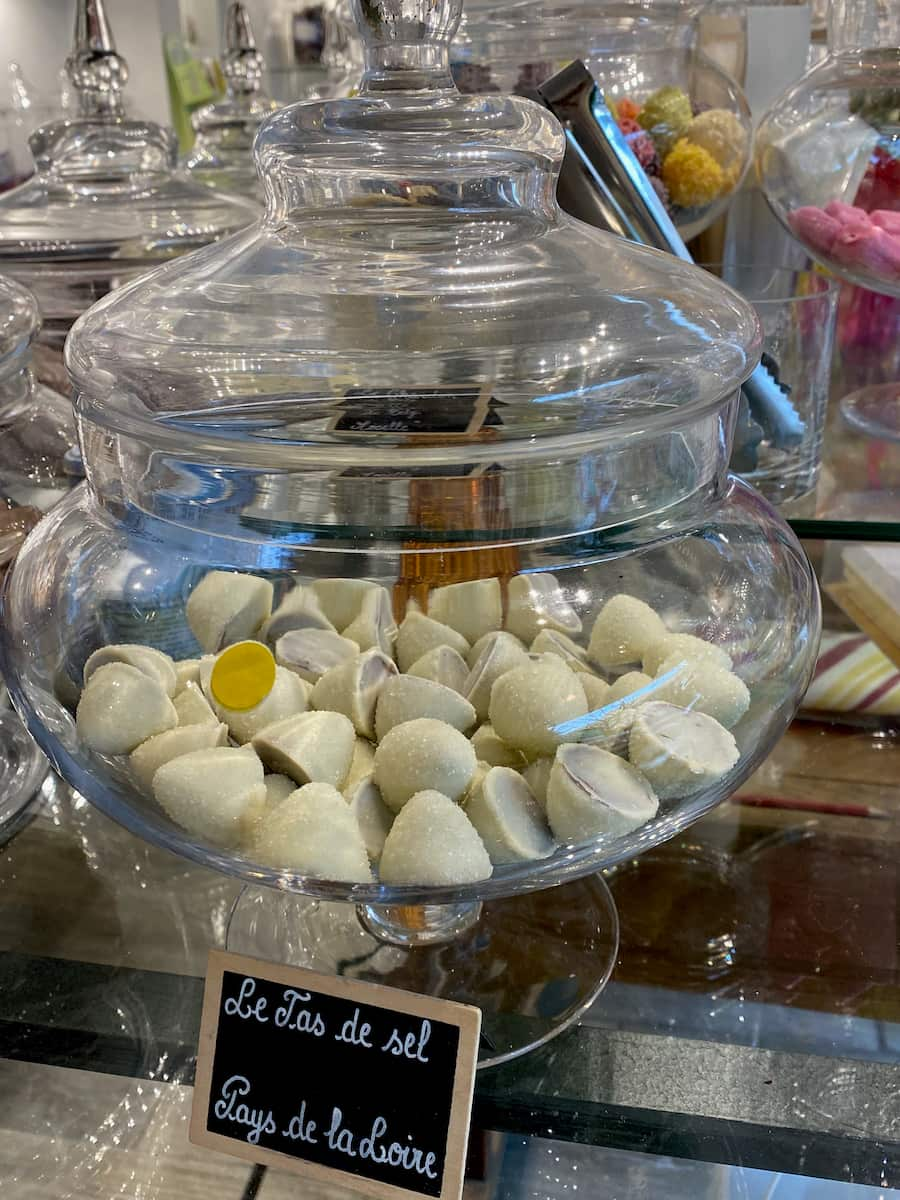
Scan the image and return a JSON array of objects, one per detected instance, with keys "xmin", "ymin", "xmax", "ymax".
[
  {"xmin": 789, "ymin": 206, "xmax": 841, "ymax": 254},
  {"xmin": 872, "ymin": 210, "xmax": 900, "ymax": 236},
  {"xmin": 789, "ymin": 199, "xmax": 900, "ymax": 282},
  {"xmin": 824, "ymin": 200, "xmax": 871, "ymax": 226},
  {"xmin": 831, "ymin": 224, "xmax": 900, "ymax": 276}
]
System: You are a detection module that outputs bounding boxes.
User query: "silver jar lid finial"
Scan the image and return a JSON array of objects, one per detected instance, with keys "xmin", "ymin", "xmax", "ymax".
[
  {"xmin": 65, "ymin": 0, "xmax": 128, "ymax": 118},
  {"xmin": 222, "ymin": 2, "xmax": 264, "ymax": 96}
]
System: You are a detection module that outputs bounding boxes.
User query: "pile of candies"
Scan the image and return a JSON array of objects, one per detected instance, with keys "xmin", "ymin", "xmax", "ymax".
[
  {"xmin": 72, "ymin": 574, "xmax": 752, "ymax": 887},
  {"xmin": 609, "ymin": 86, "xmax": 747, "ymax": 216},
  {"xmin": 789, "ymin": 146, "xmax": 900, "ymax": 286}
]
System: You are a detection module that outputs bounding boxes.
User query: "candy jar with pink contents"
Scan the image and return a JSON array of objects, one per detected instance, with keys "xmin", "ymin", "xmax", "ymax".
[
  {"xmin": 757, "ymin": 0, "xmax": 900, "ymax": 295},
  {"xmin": 757, "ymin": 0, "xmax": 900, "ymax": 437}
]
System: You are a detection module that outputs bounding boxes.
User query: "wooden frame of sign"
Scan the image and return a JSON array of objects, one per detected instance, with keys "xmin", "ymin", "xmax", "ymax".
[{"xmin": 191, "ymin": 950, "xmax": 482, "ymax": 1200}]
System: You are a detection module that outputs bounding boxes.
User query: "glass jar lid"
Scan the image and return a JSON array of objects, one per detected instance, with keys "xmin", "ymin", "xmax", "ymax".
[
  {"xmin": 0, "ymin": 0, "xmax": 257, "ymax": 342},
  {"xmin": 0, "ymin": 275, "xmax": 40, "ymax": 380},
  {"xmin": 67, "ymin": 0, "xmax": 760, "ymax": 545},
  {"xmin": 185, "ymin": 2, "xmax": 281, "ymax": 197}
]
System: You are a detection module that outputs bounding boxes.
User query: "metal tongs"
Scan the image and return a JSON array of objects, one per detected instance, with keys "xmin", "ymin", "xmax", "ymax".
[{"xmin": 526, "ymin": 62, "xmax": 804, "ymax": 468}]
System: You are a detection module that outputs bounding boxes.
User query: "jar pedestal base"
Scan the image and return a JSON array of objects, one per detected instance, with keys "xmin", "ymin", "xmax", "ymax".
[{"xmin": 226, "ymin": 875, "xmax": 619, "ymax": 1069}]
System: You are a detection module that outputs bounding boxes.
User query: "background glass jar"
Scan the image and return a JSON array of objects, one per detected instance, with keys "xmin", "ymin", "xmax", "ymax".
[{"xmin": 452, "ymin": 0, "xmax": 753, "ymax": 239}]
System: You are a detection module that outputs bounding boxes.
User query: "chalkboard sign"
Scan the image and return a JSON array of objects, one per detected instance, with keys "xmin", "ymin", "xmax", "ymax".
[
  {"xmin": 329, "ymin": 384, "xmax": 501, "ymax": 437},
  {"xmin": 191, "ymin": 951, "xmax": 481, "ymax": 1200}
]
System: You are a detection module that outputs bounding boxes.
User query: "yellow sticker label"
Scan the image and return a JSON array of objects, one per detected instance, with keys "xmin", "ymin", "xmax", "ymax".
[{"xmin": 210, "ymin": 641, "xmax": 276, "ymax": 711}]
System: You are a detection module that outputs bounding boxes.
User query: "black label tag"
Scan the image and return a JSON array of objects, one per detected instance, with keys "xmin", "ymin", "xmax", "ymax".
[
  {"xmin": 330, "ymin": 385, "xmax": 501, "ymax": 437},
  {"xmin": 191, "ymin": 951, "xmax": 481, "ymax": 1200}
]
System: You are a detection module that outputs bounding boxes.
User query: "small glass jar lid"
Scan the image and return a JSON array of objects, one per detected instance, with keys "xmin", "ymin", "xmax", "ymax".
[
  {"xmin": 185, "ymin": 2, "xmax": 280, "ymax": 198},
  {"xmin": 0, "ymin": 0, "xmax": 258, "ymax": 345}
]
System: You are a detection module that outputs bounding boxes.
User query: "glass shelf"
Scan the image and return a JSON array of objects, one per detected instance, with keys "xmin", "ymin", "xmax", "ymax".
[{"xmin": 1, "ymin": 707, "xmax": 899, "ymax": 1193}]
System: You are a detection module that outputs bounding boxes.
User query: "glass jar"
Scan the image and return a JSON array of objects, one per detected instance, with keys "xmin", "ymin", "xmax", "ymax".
[
  {"xmin": 0, "ymin": 275, "xmax": 76, "ymax": 559},
  {"xmin": 0, "ymin": 0, "xmax": 258, "ymax": 356},
  {"xmin": 185, "ymin": 3, "xmax": 281, "ymax": 199},
  {"xmin": 757, "ymin": 0, "xmax": 900, "ymax": 299},
  {"xmin": 452, "ymin": 0, "xmax": 753, "ymax": 240},
  {"xmin": 0, "ymin": 0, "xmax": 819, "ymax": 1063}
]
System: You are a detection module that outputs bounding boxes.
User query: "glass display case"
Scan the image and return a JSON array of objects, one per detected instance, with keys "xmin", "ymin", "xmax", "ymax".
[
  {"xmin": 185, "ymin": 3, "xmax": 280, "ymax": 199},
  {"xmin": 0, "ymin": 0, "xmax": 819, "ymax": 1068}
]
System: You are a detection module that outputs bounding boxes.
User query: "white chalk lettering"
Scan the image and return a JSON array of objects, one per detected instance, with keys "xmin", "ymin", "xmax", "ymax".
[
  {"xmin": 335, "ymin": 1006, "xmax": 373, "ymax": 1048},
  {"xmin": 282, "ymin": 1099, "xmax": 318, "ymax": 1144},
  {"xmin": 223, "ymin": 977, "xmax": 268, "ymax": 1023},
  {"xmin": 275, "ymin": 988, "xmax": 327, "ymax": 1036},
  {"xmin": 212, "ymin": 1075, "xmax": 276, "ymax": 1146},
  {"xmin": 381, "ymin": 1018, "xmax": 431, "ymax": 1063},
  {"xmin": 325, "ymin": 1107, "xmax": 357, "ymax": 1157},
  {"xmin": 357, "ymin": 1115, "xmax": 439, "ymax": 1179}
]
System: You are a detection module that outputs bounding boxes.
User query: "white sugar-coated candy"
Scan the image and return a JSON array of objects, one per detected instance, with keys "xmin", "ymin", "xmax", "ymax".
[
  {"xmin": 395, "ymin": 611, "xmax": 470, "ymax": 673},
  {"xmin": 343, "ymin": 585, "xmax": 398, "ymax": 655},
  {"xmin": 130, "ymin": 722, "xmax": 228, "ymax": 789},
  {"xmin": 379, "ymin": 790, "xmax": 492, "ymax": 885},
  {"xmin": 530, "ymin": 629, "xmax": 592, "ymax": 674},
  {"xmin": 466, "ymin": 629, "xmax": 526, "ymax": 668},
  {"xmin": 374, "ymin": 717, "xmax": 477, "ymax": 812},
  {"xmin": 467, "ymin": 759, "xmax": 492, "ymax": 799},
  {"xmin": 275, "ymin": 628, "xmax": 358, "ymax": 683},
  {"xmin": 343, "ymin": 737, "xmax": 376, "ymax": 797},
  {"xmin": 263, "ymin": 773, "xmax": 297, "ymax": 805},
  {"xmin": 463, "ymin": 631, "xmax": 530, "ymax": 722},
  {"xmin": 174, "ymin": 681, "xmax": 219, "ymax": 726},
  {"xmin": 547, "ymin": 743, "xmax": 658, "ymax": 842},
  {"xmin": 522, "ymin": 757, "xmax": 553, "ymax": 810},
  {"xmin": 310, "ymin": 647, "xmax": 397, "ymax": 738},
  {"xmin": 174, "ymin": 658, "xmax": 202, "ymax": 692},
  {"xmin": 374, "ymin": 675, "xmax": 476, "ymax": 740},
  {"xmin": 198, "ymin": 655, "xmax": 215, "ymax": 699},
  {"xmin": 629, "ymin": 700, "xmax": 739, "ymax": 799},
  {"xmin": 252, "ymin": 710, "xmax": 355, "ymax": 788},
  {"xmin": 186, "ymin": 571, "xmax": 274, "ymax": 653},
  {"xmin": 84, "ymin": 644, "xmax": 178, "ymax": 697},
  {"xmin": 428, "ymin": 578, "xmax": 502, "ymax": 644},
  {"xmin": 259, "ymin": 586, "xmax": 335, "ymax": 644},
  {"xmin": 77, "ymin": 663, "xmax": 178, "ymax": 755},
  {"xmin": 406, "ymin": 645, "xmax": 469, "ymax": 694},
  {"xmin": 466, "ymin": 766, "xmax": 554, "ymax": 864},
  {"xmin": 607, "ymin": 671, "xmax": 653, "ymax": 703},
  {"xmin": 587, "ymin": 594, "xmax": 667, "ymax": 671},
  {"xmin": 153, "ymin": 747, "xmax": 266, "ymax": 847},
  {"xmin": 471, "ymin": 724, "xmax": 524, "ymax": 769},
  {"xmin": 214, "ymin": 665, "xmax": 310, "ymax": 744},
  {"xmin": 489, "ymin": 657, "xmax": 588, "ymax": 757},
  {"xmin": 252, "ymin": 782, "xmax": 372, "ymax": 881},
  {"xmin": 580, "ymin": 672, "xmax": 654, "ymax": 754},
  {"xmin": 505, "ymin": 572, "xmax": 582, "ymax": 643},
  {"xmin": 581, "ymin": 674, "xmax": 612, "ymax": 710},
  {"xmin": 347, "ymin": 776, "xmax": 394, "ymax": 862},
  {"xmin": 643, "ymin": 632, "xmax": 732, "ymax": 676},
  {"xmin": 652, "ymin": 655, "xmax": 750, "ymax": 729},
  {"xmin": 311, "ymin": 578, "xmax": 380, "ymax": 632}
]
